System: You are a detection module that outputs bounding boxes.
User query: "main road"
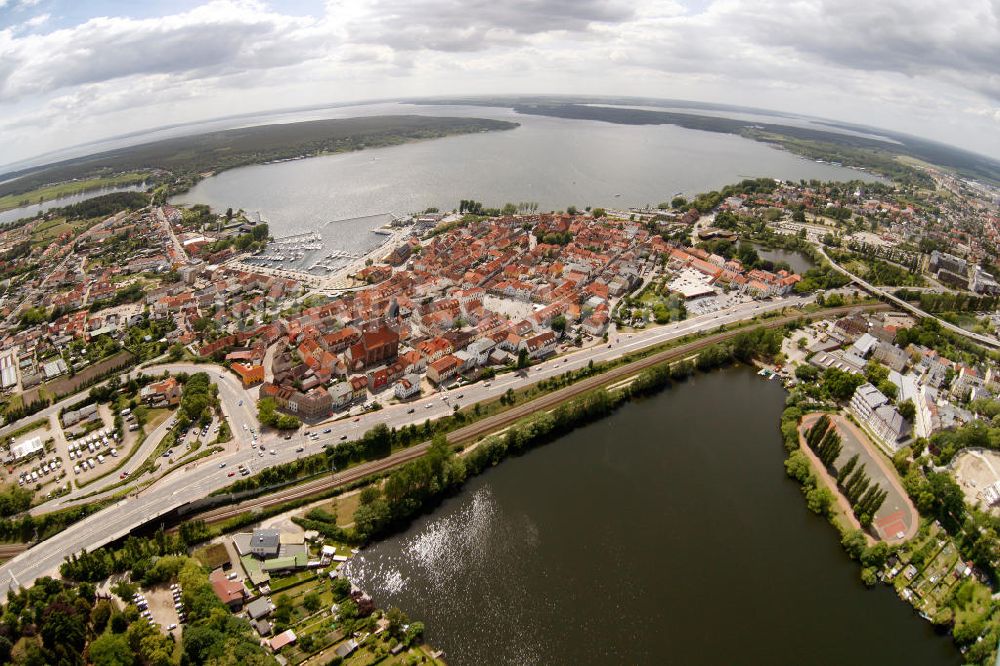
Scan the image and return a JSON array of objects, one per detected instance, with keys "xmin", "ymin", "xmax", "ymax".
[
  {"xmin": 0, "ymin": 293, "xmax": 817, "ymax": 595},
  {"xmin": 814, "ymin": 244, "xmax": 1000, "ymax": 349}
]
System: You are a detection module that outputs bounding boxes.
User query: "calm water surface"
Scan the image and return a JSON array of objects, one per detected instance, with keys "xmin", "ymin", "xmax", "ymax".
[
  {"xmin": 0, "ymin": 183, "xmax": 146, "ymax": 226},
  {"xmin": 172, "ymin": 103, "xmax": 881, "ymax": 240},
  {"xmin": 345, "ymin": 368, "xmax": 956, "ymax": 666},
  {"xmin": 752, "ymin": 244, "xmax": 817, "ymax": 274}
]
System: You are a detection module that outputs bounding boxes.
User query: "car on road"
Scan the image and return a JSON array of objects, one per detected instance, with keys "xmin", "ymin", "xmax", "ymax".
[
  {"xmin": 426, "ymin": 403, "xmax": 433, "ymax": 409},
  {"xmin": 407, "ymin": 408, "xmax": 415, "ymax": 414},
  {"xmin": 353, "ymin": 417, "xmax": 360, "ymax": 422},
  {"xmin": 219, "ymin": 463, "xmax": 226, "ymax": 468},
  {"xmin": 269, "ymin": 449, "xmax": 276, "ymax": 455},
  {"xmin": 259, "ymin": 450, "xmax": 264, "ymax": 457},
  {"xmin": 295, "ymin": 446, "xmax": 304, "ymax": 453},
  {"xmin": 456, "ymin": 394, "xmax": 464, "ymax": 399},
  {"xmin": 238, "ymin": 400, "xmax": 243, "ymax": 406},
  {"xmin": 322, "ymin": 428, "xmax": 332, "ymax": 434},
  {"xmin": 227, "ymin": 471, "xmax": 235, "ymax": 477},
  {"xmin": 339, "ymin": 435, "xmax": 347, "ymax": 441},
  {"xmin": 283, "ymin": 435, "xmax": 291, "ymax": 440}
]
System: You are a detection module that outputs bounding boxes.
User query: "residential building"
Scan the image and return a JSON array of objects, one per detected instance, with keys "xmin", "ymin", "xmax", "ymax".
[
  {"xmin": 140, "ymin": 377, "xmax": 182, "ymax": 407},
  {"xmin": 849, "ymin": 383, "xmax": 912, "ymax": 452}
]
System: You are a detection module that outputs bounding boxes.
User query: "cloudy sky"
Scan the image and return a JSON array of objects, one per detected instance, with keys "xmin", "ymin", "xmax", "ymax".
[{"xmin": 1, "ymin": 0, "xmax": 998, "ymax": 167}]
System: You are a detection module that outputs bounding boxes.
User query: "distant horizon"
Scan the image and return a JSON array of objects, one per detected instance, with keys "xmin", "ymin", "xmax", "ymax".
[
  {"xmin": 3, "ymin": 1, "xmax": 996, "ymax": 168},
  {"xmin": 4, "ymin": 94, "xmax": 999, "ymax": 178}
]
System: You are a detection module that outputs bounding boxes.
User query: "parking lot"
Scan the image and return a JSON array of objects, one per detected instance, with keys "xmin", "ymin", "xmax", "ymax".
[
  {"xmin": 137, "ymin": 584, "xmax": 184, "ymax": 639},
  {"xmin": 685, "ymin": 291, "xmax": 752, "ymax": 317},
  {"xmin": 2, "ymin": 423, "xmax": 66, "ymax": 495}
]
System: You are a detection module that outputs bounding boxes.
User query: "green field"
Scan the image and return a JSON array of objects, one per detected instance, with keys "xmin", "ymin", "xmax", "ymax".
[{"xmin": 0, "ymin": 172, "xmax": 149, "ymax": 212}]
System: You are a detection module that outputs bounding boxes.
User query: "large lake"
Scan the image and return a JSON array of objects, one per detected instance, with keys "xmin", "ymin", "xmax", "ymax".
[
  {"xmin": 345, "ymin": 368, "xmax": 956, "ymax": 666},
  {"xmin": 172, "ymin": 103, "xmax": 880, "ymax": 239}
]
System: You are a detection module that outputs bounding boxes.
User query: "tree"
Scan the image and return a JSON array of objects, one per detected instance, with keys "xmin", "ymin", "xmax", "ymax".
[
  {"xmin": 303, "ymin": 591, "xmax": 321, "ymax": 613},
  {"xmin": 517, "ymin": 348, "xmax": 529, "ymax": 369},
  {"xmin": 897, "ymin": 399, "xmax": 916, "ymax": 421},
  {"xmin": 823, "ymin": 367, "xmax": 864, "ymax": 402},
  {"xmin": 837, "ymin": 453, "xmax": 859, "ymax": 484},
  {"xmin": 805, "ymin": 486, "xmax": 834, "ymax": 516},
  {"xmin": 671, "ymin": 196, "xmax": 687, "ymax": 209},
  {"xmin": 386, "ymin": 606, "xmax": 408, "ymax": 639},
  {"xmin": 841, "ymin": 529, "xmax": 868, "ymax": 560},
  {"xmin": 551, "ymin": 314, "xmax": 567, "ymax": 337},
  {"xmin": 89, "ymin": 633, "xmax": 136, "ymax": 666},
  {"xmin": 41, "ymin": 599, "xmax": 87, "ymax": 656}
]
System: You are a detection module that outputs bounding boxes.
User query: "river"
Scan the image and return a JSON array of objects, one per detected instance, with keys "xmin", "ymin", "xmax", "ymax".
[
  {"xmin": 171, "ymin": 102, "xmax": 881, "ymax": 241},
  {"xmin": 0, "ymin": 183, "xmax": 147, "ymax": 226},
  {"xmin": 345, "ymin": 367, "xmax": 956, "ymax": 665}
]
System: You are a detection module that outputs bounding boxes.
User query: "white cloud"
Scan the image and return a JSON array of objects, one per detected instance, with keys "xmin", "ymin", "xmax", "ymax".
[{"xmin": 0, "ymin": 0, "xmax": 998, "ymax": 166}]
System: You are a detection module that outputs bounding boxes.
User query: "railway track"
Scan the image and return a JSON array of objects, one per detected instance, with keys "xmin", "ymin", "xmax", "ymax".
[
  {"xmin": 189, "ymin": 303, "xmax": 886, "ymax": 526},
  {"xmin": 0, "ymin": 543, "xmax": 28, "ymax": 559}
]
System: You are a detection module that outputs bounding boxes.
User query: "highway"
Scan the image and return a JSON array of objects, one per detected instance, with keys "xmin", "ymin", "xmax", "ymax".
[
  {"xmin": 0, "ymin": 293, "xmax": 816, "ymax": 596},
  {"xmin": 815, "ymin": 244, "xmax": 1000, "ymax": 349}
]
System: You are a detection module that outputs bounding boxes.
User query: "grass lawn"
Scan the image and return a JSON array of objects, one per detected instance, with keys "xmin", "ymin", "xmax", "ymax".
[
  {"xmin": 953, "ymin": 579, "xmax": 994, "ymax": 628},
  {"xmin": 3, "ymin": 395, "xmax": 24, "ymax": 420},
  {"xmin": 144, "ymin": 408, "xmax": 171, "ymax": 432},
  {"xmin": 309, "ymin": 494, "xmax": 361, "ymax": 528},
  {"xmin": 192, "ymin": 542, "xmax": 230, "ymax": 569},
  {"xmin": 29, "ymin": 216, "xmax": 92, "ymax": 247},
  {"xmin": 270, "ymin": 571, "xmax": 318, "ymax": 593}
]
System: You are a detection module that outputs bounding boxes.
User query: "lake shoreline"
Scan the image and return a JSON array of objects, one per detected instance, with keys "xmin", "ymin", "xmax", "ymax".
[{"xmin": 345, "ymin": 363, "xmax": 957, "ymax": 665}]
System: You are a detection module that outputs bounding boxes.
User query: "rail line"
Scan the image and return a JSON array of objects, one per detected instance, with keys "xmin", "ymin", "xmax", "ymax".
[{"xmin": 189, "ymin": 303, "xmax": 886, "ymax": 526}]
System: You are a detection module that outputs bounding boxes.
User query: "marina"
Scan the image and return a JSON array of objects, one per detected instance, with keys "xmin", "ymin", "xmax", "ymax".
[{"xmin": 231, "ymin": 211, "xmax": 413, "ymax": 291}]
